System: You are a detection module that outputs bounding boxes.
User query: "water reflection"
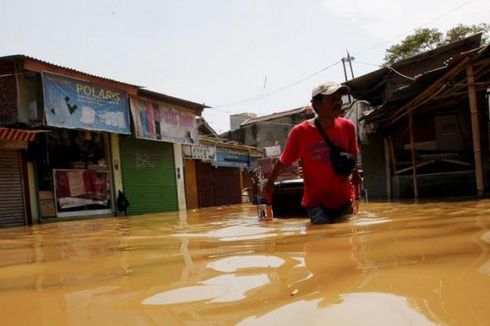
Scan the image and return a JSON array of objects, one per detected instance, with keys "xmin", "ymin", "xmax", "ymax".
[
  {"xmin": 142, "ymin": 274, "xmax": 270, "ymax": 305},
  {"xmin": 0, "ymin": 201, "xmax": 489, "ymax": 325},
  {"xmin": 238, "ymin": 293, "xmax": 436, "ymax": 326},
  {"xmin": 207, "ymin": 255, "xmax": 284, "ymax": 272}
]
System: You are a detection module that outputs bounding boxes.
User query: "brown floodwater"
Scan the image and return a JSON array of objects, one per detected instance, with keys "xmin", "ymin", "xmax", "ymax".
[{"xmin": 0, "ymin": 200, "xmax": 490, "ymax": 325}]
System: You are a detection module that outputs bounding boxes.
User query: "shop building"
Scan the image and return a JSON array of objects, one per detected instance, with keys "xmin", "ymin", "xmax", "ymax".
[
  {"xmin": 183, "ymin": 119, "xmax": 262, "ymax": 209},
  {"xmin": 0, "ymin": 55, "xmax": 206, "ymax": 225},
  {"xmin": 120, "ymin": 90, "xmax": 205, "ymax": 215}
]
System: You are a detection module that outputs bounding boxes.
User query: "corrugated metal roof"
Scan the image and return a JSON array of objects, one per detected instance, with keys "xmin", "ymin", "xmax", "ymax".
[
  {"xmin": 345, "ymin": 33, "xmax": 483, "ymax": 104},
  {"xmin": 0, "ymin": 54, "xmax": 210, "ymax": 115},
  {"xmin": 1, "ymin": 54, "xmax": 143, "ymax": 88},
  {"xmin": 138, "ymin": 88, "xmax": 209, "ymax": 111},
  {"xmin": 364, "ymin": 45, "xmax": 490, "ymax": 125},
  {"xmin": 241, "ymin": 106, "xmax": 312, "ymax": 126}
]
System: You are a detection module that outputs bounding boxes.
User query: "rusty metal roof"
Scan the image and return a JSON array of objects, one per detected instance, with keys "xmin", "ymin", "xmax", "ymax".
[
  {"xmin": 1, "ymin": 54, "xmax": 209, "ymax": 113},
  {"xmin": 1, "ymin": 54, "xmax": 143, "ymax": 88},
  {"xmin": 241, "ymin": 106, "xmax": 313, "ymax": 126},
  {"xmin": 138, "ymin": 88, "xmax": 209, "ymax": 112},
  {"xmin": 345, "ymin": 33, "xmax": 483, "ymax": 105},
  {"xmin": 364, "ymin": 44, "xmax": 490, "ymax": 125}
]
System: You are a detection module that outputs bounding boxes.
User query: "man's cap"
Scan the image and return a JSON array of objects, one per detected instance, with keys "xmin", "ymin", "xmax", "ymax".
[{"xmin": 312, "ymin": 82, "xmax": 350, "ymax": 98}]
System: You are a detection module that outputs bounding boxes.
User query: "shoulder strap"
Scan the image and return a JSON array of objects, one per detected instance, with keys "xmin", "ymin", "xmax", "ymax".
[{"xmin": 314, "ymin": 118, "xmax": 342, "ymax": 152}]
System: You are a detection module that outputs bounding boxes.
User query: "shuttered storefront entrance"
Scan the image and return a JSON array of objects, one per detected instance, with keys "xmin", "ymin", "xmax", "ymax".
[
  {"xmin": 0, "ymin": 150, "xmax": 27, "ymax": 226},
  {"xmin": 119, "ymin": 137, "xmax": 178, "ymax": 215},
  {"xmin": 196, "ymin": 161, "xmax": 241, "ymax": 208}
]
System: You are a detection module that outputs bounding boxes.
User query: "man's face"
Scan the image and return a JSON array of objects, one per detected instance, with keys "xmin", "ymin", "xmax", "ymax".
[{"xmin": 315, "ymin": 92, "xmax": 343, "ymax": 118}]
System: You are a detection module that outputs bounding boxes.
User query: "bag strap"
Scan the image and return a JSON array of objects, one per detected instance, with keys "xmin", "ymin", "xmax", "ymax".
[{"xmin": 314, "ymin": 118, "xmax": 343, "ymax": 152}]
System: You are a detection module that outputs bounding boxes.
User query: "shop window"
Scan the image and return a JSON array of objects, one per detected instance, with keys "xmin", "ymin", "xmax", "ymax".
[{"xmin": 32, "ymin": 129, "xmax": 112, "ymax": 217}]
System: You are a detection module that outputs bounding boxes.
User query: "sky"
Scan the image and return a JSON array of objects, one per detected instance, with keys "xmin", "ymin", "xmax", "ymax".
[{"xmin": 1, "ymin": 0, "xmax": 489, "ymax": 133}]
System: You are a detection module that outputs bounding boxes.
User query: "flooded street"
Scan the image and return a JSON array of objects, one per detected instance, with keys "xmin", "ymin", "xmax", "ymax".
[{"xmin": 1, "ymin": 200, "xmax": 490, "ymax": 325}]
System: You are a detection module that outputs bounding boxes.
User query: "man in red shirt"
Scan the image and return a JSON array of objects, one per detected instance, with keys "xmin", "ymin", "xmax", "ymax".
[{"xmin": 264, "ymin": 82, "xmax": 360, "ymax": 224}]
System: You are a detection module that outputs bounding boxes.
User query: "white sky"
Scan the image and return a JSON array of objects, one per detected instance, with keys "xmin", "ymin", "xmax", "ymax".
[{"xmin": 1, "ymin": 0, "xmax": 488, "ymax": 133}]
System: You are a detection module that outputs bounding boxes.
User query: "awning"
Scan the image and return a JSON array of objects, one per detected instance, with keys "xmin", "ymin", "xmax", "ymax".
[
  {"xmin": 0, "ymin": 128, "xmax": 48, "ymax": 142},
  {"xmin": 0, "ymin": 128, "xmax": 49, "ymax": 149}
]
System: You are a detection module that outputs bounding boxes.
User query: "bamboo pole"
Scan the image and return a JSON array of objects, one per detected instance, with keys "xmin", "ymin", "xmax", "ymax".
[
  {"xmin": 384, "ymin": 137, "xmax": 392, "ymax": 200},
  {"xmin": 409, "ymin": 112, "xmax": 419, "ymax": 199},
  {"xmin": 466, "ymin": 63, "xmax": 485, "ymax": 197}
]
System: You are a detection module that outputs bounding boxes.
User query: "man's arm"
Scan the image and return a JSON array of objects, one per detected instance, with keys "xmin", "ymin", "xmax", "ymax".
[{"xmin": 262, "ymin": 160, "xmax": 286, "ymax": 203}]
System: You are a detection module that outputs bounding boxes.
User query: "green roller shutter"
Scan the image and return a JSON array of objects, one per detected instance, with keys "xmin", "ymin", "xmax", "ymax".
[{"xmin": 119, "ymin": 137, "xmax": 178, "ymax": 215}]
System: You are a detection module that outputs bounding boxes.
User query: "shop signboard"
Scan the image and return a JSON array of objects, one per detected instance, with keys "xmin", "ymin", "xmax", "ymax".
[
  {"xmin": 183, "ymin": 144, "xmax": 216, "ymax": 161},
  {"xmin": 53, "ymin": 169, "xmax": 111, "ymax": 214},
  {"xmin": 213, "ymin": 148, "xmax": 250, "ymax": 168},
  {"xmin": 42, "ymin": 72, "xmax": 130, "ymax": 134},
  {"xmin": 130, "ymin": 97, "xmax": 198, "ymax": 144}
]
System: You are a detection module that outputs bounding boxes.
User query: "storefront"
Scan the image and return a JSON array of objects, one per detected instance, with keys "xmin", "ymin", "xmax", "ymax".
[
  {"xmin": 183, "ymin": 142, "xmax": 257, "ymax": 208},
  {"xmin": 0, "ymin": 128, "xmax": 42, "ymax": 226},
  {"xmin": 120, "ymin": 96, "xmax": 198, "ymax": 215},
  {"xmin": 35, "ymin": 72, "xmax": 131, "ymax": 219}
]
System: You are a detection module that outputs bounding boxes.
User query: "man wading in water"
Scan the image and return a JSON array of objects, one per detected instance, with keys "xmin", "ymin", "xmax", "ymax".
[{"xmin": 263, "ymin": 82, "xmax": 360, "ymax": 224}]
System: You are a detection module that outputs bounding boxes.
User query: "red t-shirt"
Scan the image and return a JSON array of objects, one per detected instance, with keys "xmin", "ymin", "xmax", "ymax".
[{"xmin": 279, "ymin": 118, "xmax": 357, "ymax": 209}]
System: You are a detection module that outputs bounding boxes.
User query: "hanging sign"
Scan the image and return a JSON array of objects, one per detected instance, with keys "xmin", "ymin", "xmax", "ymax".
[
  {"xmin": 213, "ymin": 147, "xmax": 250, "ymax": 168},
  {"xmin": 183, "ymin": 144, "xmax": 216, "ymax": 161},
  {"xmin": 130, "ymin": 97, "xmax": 198, "ymax": 144},
  {"xmin": 42, "ymin": 72, "xmax": 130, "ymax": 134}
]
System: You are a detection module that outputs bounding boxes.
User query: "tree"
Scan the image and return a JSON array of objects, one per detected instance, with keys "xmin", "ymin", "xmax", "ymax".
[{"xmin": 384, "ymin": 24, "xmax": 489, "ymax": 65}]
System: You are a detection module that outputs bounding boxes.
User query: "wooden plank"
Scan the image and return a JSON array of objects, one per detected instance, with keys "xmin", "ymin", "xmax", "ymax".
[
  {"xmin": 384, "ymin": 137, "xmax": 392, "ymax": 200},
  {"xmin": 390, "ymin": 56, "xmax": 470, "ymax": 124},
  {"xmin": 466, "ymin": 63, "xmax": 484, "ymax": 197},
  {"xmin": 409, "ymin": 112, "xmax": 419, "ymax": 199}
]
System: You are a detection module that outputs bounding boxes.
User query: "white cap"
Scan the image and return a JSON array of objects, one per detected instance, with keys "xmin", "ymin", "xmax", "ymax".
[{"xmin": 312, "ymin": 81, "xmax": 350, "ymax": 98}]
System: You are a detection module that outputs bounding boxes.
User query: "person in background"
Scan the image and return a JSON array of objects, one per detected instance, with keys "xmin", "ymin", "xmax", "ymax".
[{"xmin": 263, "ymin": 81, "xmax": 360, "ymax": 224}]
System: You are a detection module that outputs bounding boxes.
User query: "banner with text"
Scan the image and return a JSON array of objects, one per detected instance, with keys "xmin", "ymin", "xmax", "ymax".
[
  {"xmin": 183, "ymin": 144, "xmax": 216, "ymax": 161},
  {"xmin": 130, "ymin": 97, "xmax": 198, "ymax": 144},
  {"xmin": 42, "ymin": 72, "xmax": 130, "ymax": 134},
  {"xmin": 213, "ymin": 148, "xmax": 250, "ymax": 168}
]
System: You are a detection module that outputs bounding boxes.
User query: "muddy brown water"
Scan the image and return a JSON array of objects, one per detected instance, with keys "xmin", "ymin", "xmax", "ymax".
[{"xmin": 0, "ymin": 200, "xmax": 489, "ymax": 325}]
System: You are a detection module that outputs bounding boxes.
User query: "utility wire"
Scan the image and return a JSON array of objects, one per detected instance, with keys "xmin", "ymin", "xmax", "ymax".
[
  {"xmin": 352, "ymin": 0, "xmax": 478, "ymax": 57},
  {"xmin": 206, "ymin": 0, "xmax": 478, "ymax": 114},
  {"xmin": 211, "ymin": 60, "xmax": 341, "ymax": 109}
]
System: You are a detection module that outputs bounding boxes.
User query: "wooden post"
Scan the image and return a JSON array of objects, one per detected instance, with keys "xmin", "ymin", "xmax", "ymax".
[
  {"xmin": 466, "ymin": 63, "xmax": 485, "ymax": 197},
  {"xmin": 388, "ymin": 137, "xmax": 397, "ymax": 172},
  {"xmin": 384, "ymin": 137, "xmax": 392, "ymax": 200},
  {"xmin": 409, "ymin": 112, "xmax": 419, "ymax": 199}
]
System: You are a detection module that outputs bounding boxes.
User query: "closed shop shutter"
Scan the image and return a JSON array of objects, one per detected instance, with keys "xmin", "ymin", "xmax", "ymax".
[
  {"xmin": 0, "ymin": 150, "xmax": 26, "ymax": 226},
  {"xmin": 119, "ymin": 137, "xmax": 178, "ymax": 215},
  {"xmin": 196, "ymin": 162, "xmax": 241, "ymax": 207},
  {"xmin": 196, "ymin": 162, "xmax": 216, "ymax": 208},
  {"xmin": 214, "ymin": 167, "xmax": 241, "ymax": 205}
]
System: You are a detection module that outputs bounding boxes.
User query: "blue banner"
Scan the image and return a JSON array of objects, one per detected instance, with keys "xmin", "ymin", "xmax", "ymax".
[
  {"xmin": 42, "ymin": 72, "xmax": 130, "ymax": 134},
  {"xmin": 213, "ymin": 148, "xmax": 250, "ymax": 168}
]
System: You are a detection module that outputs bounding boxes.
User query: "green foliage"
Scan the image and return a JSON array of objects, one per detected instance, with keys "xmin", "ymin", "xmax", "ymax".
[
  {"xmin": 445, "ymin": 23, "xmax": 489, "ymax": 43},
  {"xmin": 384, "ymin": 24, "xmax": 490, "ymax": 65}
]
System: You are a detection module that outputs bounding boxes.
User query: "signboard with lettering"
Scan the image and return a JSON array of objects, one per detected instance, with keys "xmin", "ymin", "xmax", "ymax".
[
  {"xmin": 42, "ymin": 72, "xmax": 130, "ymax": 134},
  {"xmin": 130, "ymin": 97, "xmax": 198, "ymax": 145},
  {"xmin": 183, "ymin": 144, "xmax": 216, "ymax": 161},
  {"xmin": 213, "ymin": 148, "xmax": 250, "ymax": 168}
]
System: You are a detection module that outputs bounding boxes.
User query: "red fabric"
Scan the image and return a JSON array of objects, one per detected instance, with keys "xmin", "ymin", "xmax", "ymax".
[{"xmin": 279, "ymin": 118, "xmax": 357, "ymax": 209}]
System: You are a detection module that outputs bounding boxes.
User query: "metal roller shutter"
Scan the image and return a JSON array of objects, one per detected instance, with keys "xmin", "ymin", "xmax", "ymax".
[
  {"xmin": 0, "ymin": 150, "xmax": 26, "ymax": 226},
  {"xmin": 196, "ymin": 162, "xmax": 241, "ymax": 207},
  {"xmin": 120, "ymin": 137, "xmax": 178, "ymax": 215}
]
